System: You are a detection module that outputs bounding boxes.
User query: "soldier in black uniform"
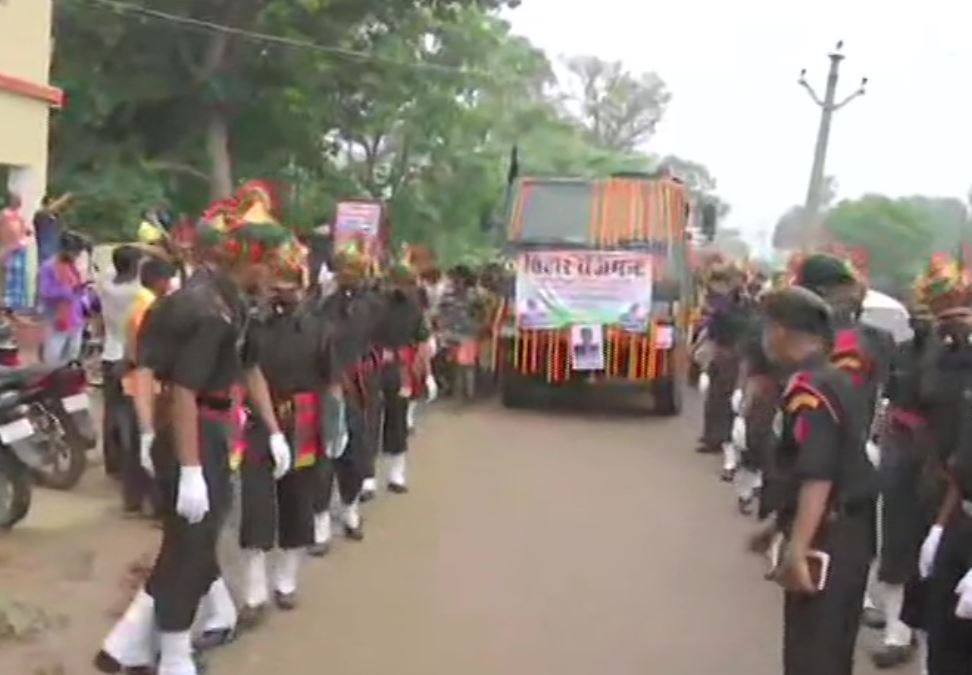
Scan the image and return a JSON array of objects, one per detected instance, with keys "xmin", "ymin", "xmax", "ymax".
[
  {"xmin": 754, "ymin": 286, "xmax": 877, "ymax": 675},
  {"xmin": 734, "ymin": 307, "xmax": 784, "ymax": 514},
  {"xmin": 867, "ymin": 305, "xmax": 935, "ymax": 668},
  {"xmin": 309, "ymin": 249, "xmax": 379, "ymax": 553},
  {"xmin": 793, "ymin": 254, "xmax": 894, "ymax": 428},
  {"xmin": 237, "ymin": 254, "xmax": 342, "ymax": 626},
  {"xmin": 699, "ymin": 265, "xmax": 748, "ymax": 456},
  {"xmin": 912, "ymin": 257, "xmax": 972, "ymax": 675},
  {"xmin": 376, "ymin": 264, "xmax": 431, "ymax": 493},
  {"xmin": 95, "ymin": 203, "xmax": 292, "ymax": 675}
]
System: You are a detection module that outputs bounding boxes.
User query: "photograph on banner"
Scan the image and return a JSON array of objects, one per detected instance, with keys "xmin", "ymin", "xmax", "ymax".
[
  {"xmin": 571, "ymin": 324, "xmax": 605, "ymax": 371},
  {"xmin": 515, "ymin": 250, "xmax": 653, "ymax": 331}
]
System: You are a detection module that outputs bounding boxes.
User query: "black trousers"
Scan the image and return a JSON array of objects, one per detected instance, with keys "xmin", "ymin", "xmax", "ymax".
[
  {"xmin": 702, "ymin": 348, "xmax": 738, "ymax": 449},
  {"xmin": 742, "ymin": 394, "xmax": 775, "ymax": 473},
  {"xmin": 927, "ymin": 509, "xmax": 972, "ymax": 675},
  {"xmin": 102, "ymin": 361, "xmax": 125, "ymax": 476},
  {"xmin": 877, "ymin": 425, "xmax": 927, "ymax": 584},
  {"xmin": 239, "ymin": 425, "xmax": 315, "ymax": 551},
  {"xmin": 362, "ymin": 369, "xmax": 382, "ymax": 479},
  {"xmin": 380, "ymin": 363, "xmax": 409, "ymax": 457},
  {"xmin": 313, "ymin": 391, "xmax": 366, "ymax": 511},
  {"xmin": 783, "ymin": 508, "xmax": 874, "ymax": 675},
  {"xmin": 145, "ymin": 416, "xmax": 232, "ymax": 632},
  {"xmin": 118, "ymin": 395, "xmax": 160, "ymax": 514}
]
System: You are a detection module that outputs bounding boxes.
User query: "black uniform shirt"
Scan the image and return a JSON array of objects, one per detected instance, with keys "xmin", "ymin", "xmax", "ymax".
[
  {"xmin": 137, "ymin": 268, "xmax": 257, "ymax": 396},
  {"xmin": 764, "ymin": 360, "xmax": 876, "ymax": 525},
  {"xmin": 314, "ymin": 289, "xmax": 379, "ymax": 373},
  {"xmin": 919, "ymin": 321, "xmax": 972, "ymax": 497},
  {"xmin": 706, "ymin": 292, "xmax": 750, "ymax": 348},
  {"xmin": 376, "ymin": 288, "xmax": 430, "ymax": 350},
  {"xmin": 252, "ymin": 300, "xmax": 337, "ymax": 394}
]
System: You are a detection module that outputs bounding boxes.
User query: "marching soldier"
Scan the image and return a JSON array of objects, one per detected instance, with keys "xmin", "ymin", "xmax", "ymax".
[
  {"xmin": 96, "ymin": 187, "xmax": 293, "ymax": 675},
  {"xmin": 867, "ymin": 303, "xmax": 935, "ymax": 668},
  {"xmin": 910, "ymin": 256, "xmax": 972, "ymax": 674},
  {"xmin": 698, "ymin": 264, "xmax": 748, "ymax": 457},
  {"xmin": 310, "ymin": 249, "xmax": 379, "ymax": 553},
  {"xmin": 754, "ymin": 286, "xmax": 878, "ymax": 675},
  {"xmin": 376, "ymin": 263, "xmax": 431, "ymax": 493},
  {"xmin": 734, "ymin": 304, "xmax": 783, "ymax": 514},
  {"xmin": 237, "ymin": 243, "xmax": 342, "ymax": 625}
]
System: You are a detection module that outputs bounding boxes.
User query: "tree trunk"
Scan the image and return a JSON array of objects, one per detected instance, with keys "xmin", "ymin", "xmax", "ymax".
[{"xmin": 207, "ymin": 109, "xmax": 233, "ymax": 200}]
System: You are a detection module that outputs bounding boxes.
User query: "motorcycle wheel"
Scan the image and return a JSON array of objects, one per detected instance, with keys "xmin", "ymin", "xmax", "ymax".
[
  {"xmin": 0, "ymin": 453, "xmax": 32, "ymax": 529},
  {"xmin": 32, "ymin": 433, "xmax": 88, "ymax": 491}
]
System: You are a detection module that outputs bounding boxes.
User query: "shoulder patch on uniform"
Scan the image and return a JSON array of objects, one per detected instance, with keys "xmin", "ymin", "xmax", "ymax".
[
  {"xmin": 832, "ymin": 354, "xmax": 863, "ymax": 371},
  {"xmin": 786, "ymin": 392, "xmax": 821, "ymax": 413}
]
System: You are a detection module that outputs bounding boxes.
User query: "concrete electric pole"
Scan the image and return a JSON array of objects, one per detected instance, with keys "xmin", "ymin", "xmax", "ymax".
[{"xmin": 798, "ymin": 41, "xmax": 867, "ymax": 248}]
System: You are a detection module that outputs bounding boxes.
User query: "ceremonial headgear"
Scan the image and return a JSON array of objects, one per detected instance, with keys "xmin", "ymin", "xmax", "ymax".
[
  {"xmin": 761, "ymin": 286, "xmax": 834, "ymax": 340},
  {"xmin": 333, "ymin": 245, "xmax": 371, "ymax": 286},
  {"xmin": 793, "ymin": 253, "xmax": 859, "ymax": 292},
  {"xmin": 195, "ymin": 181, "xmax": 297, "ymax": 274},
  {"xmin": 915, "ymin": 253, "xmax": 972, "ymax": 314}
]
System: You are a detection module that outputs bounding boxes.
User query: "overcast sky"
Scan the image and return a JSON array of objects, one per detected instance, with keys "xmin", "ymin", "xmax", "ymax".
[{"xmin": 506, "ymin": 0, "xmax": 971, "ymax": 253}]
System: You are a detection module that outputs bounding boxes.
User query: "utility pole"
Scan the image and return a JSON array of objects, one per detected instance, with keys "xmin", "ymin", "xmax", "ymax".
[{"xmin": 798, "ymin": 41, "xmax": 867, "ymax": 248}]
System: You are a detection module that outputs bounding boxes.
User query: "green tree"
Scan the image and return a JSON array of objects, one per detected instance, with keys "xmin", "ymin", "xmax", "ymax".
[
  {"xmin": 823, "ymin": 195, "xmax": 934, "ymax": 289},
  {"xmin": 564, "ymin": 56, "xmax": 671, "ymax": 153}
]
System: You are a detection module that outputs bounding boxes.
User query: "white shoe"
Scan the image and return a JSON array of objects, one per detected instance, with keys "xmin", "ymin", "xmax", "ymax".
[
  {"xmin": 361, "ymin": 477, "xmax": 377, "ymax": 498},
  {"xmin": 273, "ymin": 549, "xmax": 301, "ymax": 597},
  {"xmin": 158, "ymin": 631, "xmax": 197, "ymax": 675},
  {"xmin": 243, "ymin": 550, "xmax": 269, "ymax": 610},
  {"xmin": 387, "ymin": 454, "xmax": 407, "ymax": 492},
  {"xmin": 195, "ymin": 577, "xmax": 237, "ymax": 636},
  {"xmin": 102, "ymin": 589, "xmax": 157, "ymax": 668},
  {"xmin": 309, "ymin": 511, "xmax": 332, "ymax": 557}
]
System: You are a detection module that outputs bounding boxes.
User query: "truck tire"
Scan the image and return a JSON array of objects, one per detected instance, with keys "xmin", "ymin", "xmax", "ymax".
[{"xmin": 653, "ymin": 377, "xmax": 682, "ymax": 416}]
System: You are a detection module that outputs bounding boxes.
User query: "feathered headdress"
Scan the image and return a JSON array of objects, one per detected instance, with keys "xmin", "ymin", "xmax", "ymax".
[
  {"xmin": 915, "ymin": 253, "xmax": 972, "ymax": 314},
  {"xmin": 196, "ymin": 181, "xmax": 297, "ymax": 274}
]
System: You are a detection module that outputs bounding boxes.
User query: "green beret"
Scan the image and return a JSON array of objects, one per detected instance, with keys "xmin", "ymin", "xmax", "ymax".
[
  {"xmin": 761, "ymin": 286, "xmax": 833, "ymax": 339},
  {"xmin": 795, "ymin": 254, "xmax": 857, "ymax": 291}
]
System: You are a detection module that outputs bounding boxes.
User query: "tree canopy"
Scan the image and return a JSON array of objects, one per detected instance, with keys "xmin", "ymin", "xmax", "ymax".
[{"xmin": 49, "ymin": 0, "xmax": 725, "ymax": 258}]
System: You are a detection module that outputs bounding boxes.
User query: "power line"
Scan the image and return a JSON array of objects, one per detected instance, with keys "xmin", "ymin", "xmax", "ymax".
[{"xmin": 64, "ymin": 0, "xmax": 491, "ymax": 77}]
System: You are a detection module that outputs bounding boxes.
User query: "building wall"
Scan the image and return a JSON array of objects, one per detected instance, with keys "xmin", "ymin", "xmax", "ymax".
[
  {"xmin": 0, "ymin": 0, "xmax": 56, "ymax": 303},
  {"xmin": 0, "ymin": 0, "xmax": 54, "ymax": 83}
]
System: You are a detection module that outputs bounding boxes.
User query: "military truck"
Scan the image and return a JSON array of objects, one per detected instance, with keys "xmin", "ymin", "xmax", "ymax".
[{"xmin": 493, "ymin": 174, "xmax": 695, "ymax": 414}]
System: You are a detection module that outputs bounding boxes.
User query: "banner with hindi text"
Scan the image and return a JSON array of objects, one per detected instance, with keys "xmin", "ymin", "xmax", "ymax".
[{"xmin": 515, "ymin": 250, "xmax": 653, "ymax": 331}]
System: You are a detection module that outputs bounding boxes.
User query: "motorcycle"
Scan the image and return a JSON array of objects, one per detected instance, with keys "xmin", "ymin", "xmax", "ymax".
[
  {"xmin": 22, "ymin": 364, "xmax": 96, "ymax": 491},
  {"xmin": 0, "ymin": 368, "xmax": 58, "ymax": 529},
  {"xmin": 0, "ymin": 316, "xmax": 97, "ymax": 490}
]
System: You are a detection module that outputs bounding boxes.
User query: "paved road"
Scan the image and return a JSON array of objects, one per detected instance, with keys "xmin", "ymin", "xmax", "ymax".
[
  {"xmin": 0, "ymin": 396, "xmax": 915, "ymax": 674},
  {"xmin": 209, "ymin": 398, "xmax": 909, "ymax": 675}
]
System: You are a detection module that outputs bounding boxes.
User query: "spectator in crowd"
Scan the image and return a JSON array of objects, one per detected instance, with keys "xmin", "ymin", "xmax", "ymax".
[
  {"xmin": 38, "ymin": 231, "xmax": 89, "ymax": 363},
  {"xmin": 1, "ymin": 191, "xmax": 34, "ymax": 311}
]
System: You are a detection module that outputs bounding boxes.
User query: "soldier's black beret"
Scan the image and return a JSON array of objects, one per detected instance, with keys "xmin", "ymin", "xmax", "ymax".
[
  {"xmin": 761, "ymin": 286, "xmax": 834, "ymax": 339},
  {"xmin": 795, "ymin": 253, "xmax": 858, "ymax": 291}
]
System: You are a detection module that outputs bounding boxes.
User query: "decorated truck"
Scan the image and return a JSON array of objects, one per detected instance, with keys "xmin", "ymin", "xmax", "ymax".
[{"xmin": 493, "ymin": 174, "xmax": 695, "ymax": 414}]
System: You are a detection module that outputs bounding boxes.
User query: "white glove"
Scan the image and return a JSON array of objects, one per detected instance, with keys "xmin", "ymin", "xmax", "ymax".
[
  {"xmin": 955, "ymin": 568, "xmax": 972, "ymax": 619},
  {"xmin": 698, "ymin": 372, "xmax": 711, "ymax": 396},
  {"xmin": 731, "ymin": 389, "xmax": 743, "ymax": 414},
  {"xmin": 327, "ymin": 432, "xmax": 349, "ymax": 460},
  {"xmin": 426, "ymin": 374, "xmax": 438, "ymax": 403},
  {"xmin": 731, "ymin": 416, "xmax": 747, "ymax": 451},
  {"xmin": 865, "ymin": 440, "xmax": 881, "ymax": 468},
  {"xmin": 176, "ymin": 466, "xmax": 209, "ymax": 524},
  {"xmin": 919, "ymin": 525, "xmax": 945, "ymax": 579},
  {"xmin": 269, "ymin": 432, "xmax": 292, "ymax": 480},
  {"xmin": 139, "ymin": 432, "xmax": 155, "ymax": 477}
]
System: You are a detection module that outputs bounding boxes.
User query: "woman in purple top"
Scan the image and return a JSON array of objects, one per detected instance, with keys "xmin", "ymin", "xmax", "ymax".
[{"xmin": 38, "ymin": 231, "xmax": 89, "ymax": 363}]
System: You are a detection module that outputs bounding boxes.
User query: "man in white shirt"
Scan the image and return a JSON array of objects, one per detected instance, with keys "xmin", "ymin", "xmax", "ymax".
[{"xmin": 97, "ymin": 245, "xmax": 143, "ymax": 480}]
